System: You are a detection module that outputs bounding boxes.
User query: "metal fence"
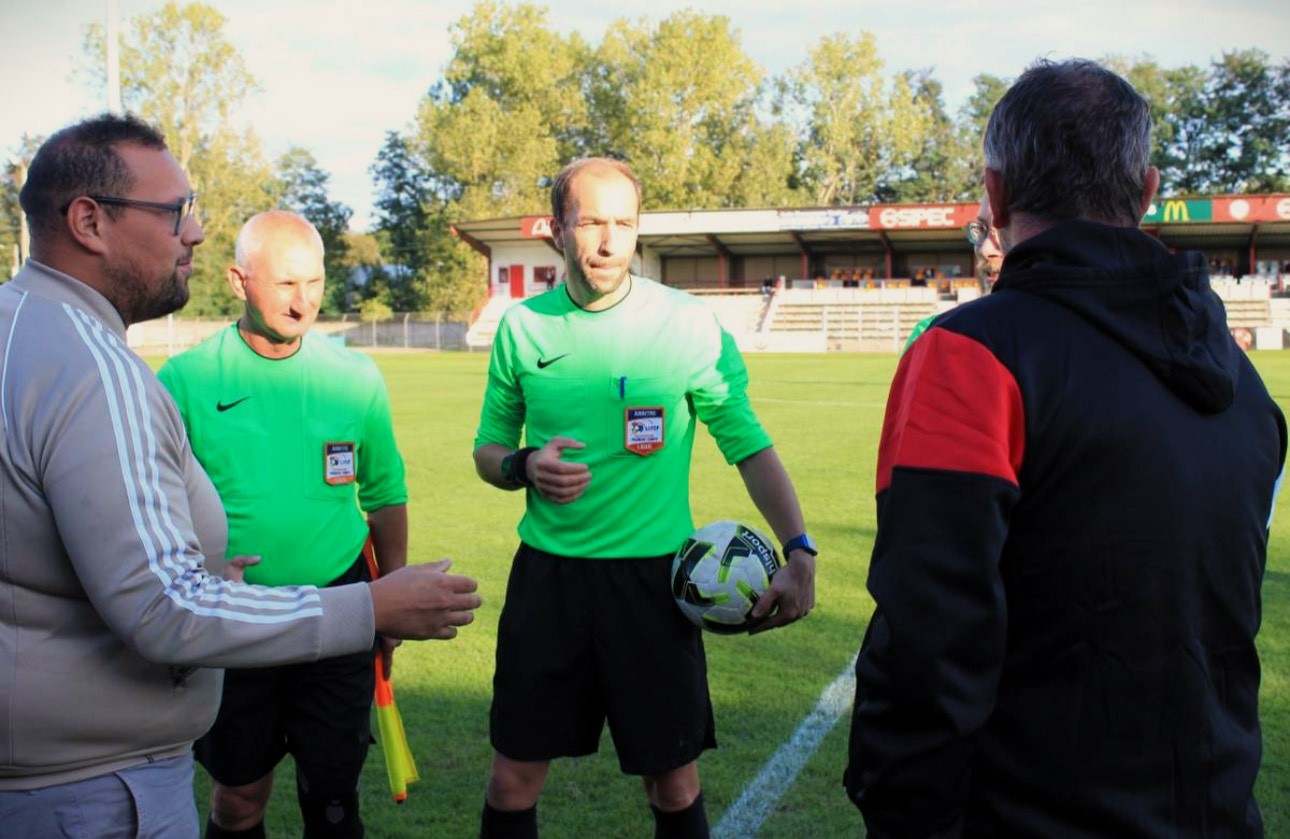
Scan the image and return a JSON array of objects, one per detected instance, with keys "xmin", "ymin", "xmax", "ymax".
[
  {"xmin": 321, "ymin": 313, "xmax": 473, "ymax": 351},
  {"xmin": 126, "ymin": 313, "xmax": 475, "ymax": 356}
]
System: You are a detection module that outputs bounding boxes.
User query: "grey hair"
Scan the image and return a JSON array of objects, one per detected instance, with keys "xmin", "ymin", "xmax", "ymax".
[
  {"xmin": 984, "ymin": 59, "xmax": 1153, "ymax": 227},
  {"xmin": 234, "ymin": 210, "xmax": 325, "ymax": 273},
  {"xmin": 550, "ymin": 157, "xmax": 642, "ymax": 227}
]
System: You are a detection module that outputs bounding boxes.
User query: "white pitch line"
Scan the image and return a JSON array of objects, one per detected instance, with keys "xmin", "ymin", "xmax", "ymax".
[{"xmin": 714, "ymin": 657, "xmax": 857, "ymax": 839}]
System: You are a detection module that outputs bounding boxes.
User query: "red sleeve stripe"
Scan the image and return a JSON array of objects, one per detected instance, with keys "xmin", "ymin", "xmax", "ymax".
[{"xmin": 877, "ymin": 329, "xmax": 1025, "ymax": 493}]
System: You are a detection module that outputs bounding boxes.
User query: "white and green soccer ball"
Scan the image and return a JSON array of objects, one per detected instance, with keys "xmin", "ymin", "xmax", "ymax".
[{"xmin": 671, "ymin": 521, "xmax": 783, "ymax": 634}]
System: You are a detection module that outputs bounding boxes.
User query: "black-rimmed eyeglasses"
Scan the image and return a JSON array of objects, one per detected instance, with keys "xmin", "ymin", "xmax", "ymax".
[
  {"xmin": 62, "ymin": 192, "xmax": 198, "ymax": 236},
  {"xmin": 964, "ymin": 220, "xmax": 993, "ymax": 248}
]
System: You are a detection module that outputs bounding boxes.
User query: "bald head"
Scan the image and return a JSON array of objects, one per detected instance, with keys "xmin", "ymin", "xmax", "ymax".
[
  {"xmin": 229, "ymin": 210, "xmax": 327, "ymax": 358},
  {"xmin": 235, "ymin": 210, "xmax": 324, "ymax": 274}
]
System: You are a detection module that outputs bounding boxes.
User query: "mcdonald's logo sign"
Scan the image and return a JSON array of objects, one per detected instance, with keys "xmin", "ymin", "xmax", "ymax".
[
  {"xmin": 1143, "ymin": 198, "xmax": 1212, "ymax": 224},
  {"xmin": 1162, "ymin": 200, "xmax": 1190, "ymax": 222}
]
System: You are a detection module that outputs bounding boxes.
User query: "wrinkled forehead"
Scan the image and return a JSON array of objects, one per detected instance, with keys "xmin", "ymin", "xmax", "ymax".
[
  {"xmin": 252, "ymin": 236, "xmax": 325, "ymax": 281},
  {"xmin": 568, "ymin": 168, "xmax": 640, "ymax": 218}
]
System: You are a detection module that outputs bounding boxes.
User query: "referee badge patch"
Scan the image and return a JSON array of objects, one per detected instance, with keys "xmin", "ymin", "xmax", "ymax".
[
  {"xmin": 625, "ymin": 407, "xmax": 664, "ymax": 456},
  {"xmin": 324, "ymin": 441, "xmax": 357, "ymax": 485}
]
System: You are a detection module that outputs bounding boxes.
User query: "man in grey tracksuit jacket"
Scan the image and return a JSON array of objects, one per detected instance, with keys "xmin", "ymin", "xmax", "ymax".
[
  {"xmin": 0, "ymin": 113, "xmax": 480, "ymax": 837},
  {"xmin": 0, "ymin": 260, "xmax": 376, "ymax": 790}
]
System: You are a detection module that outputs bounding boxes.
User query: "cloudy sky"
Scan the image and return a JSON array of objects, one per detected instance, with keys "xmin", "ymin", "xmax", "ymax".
[{"xmin": 3, "ymin": 0, "xmax": 1287, "ymax": 229}]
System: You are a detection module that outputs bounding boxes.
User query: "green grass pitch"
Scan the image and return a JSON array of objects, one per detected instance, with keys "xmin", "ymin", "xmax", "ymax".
[{"xmin": 165, "ymin": 350, "xmax": 1290, "ymax": 838}]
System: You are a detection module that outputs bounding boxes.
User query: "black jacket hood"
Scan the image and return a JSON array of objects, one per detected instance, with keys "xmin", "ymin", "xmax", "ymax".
[{"xmin": 994, "ymin": 219, "xmax": 1240, "ymax": 414}]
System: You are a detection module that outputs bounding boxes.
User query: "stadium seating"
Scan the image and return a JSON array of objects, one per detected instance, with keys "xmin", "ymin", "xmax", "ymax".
[{"xmin": 762, "ymin": 287, "xmax": 941, "ymax": 351}]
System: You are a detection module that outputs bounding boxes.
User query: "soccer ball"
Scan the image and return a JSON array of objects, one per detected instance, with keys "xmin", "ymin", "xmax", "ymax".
[{"xmin": 671, "ymin": 521, "xmax": 783, "ymax": 634}]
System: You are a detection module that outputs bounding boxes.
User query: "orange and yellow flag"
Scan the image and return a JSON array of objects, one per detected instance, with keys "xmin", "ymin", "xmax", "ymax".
[
  {"xmin": 365, "ymin": 538, "xmax": 419, "ymax": 803},
  {"xmin": 374, "ymin": 654, "xmax": 419, "ymax": 803}
]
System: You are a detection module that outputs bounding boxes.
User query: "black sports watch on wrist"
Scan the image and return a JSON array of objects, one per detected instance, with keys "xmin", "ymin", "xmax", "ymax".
[
  {"xmin": 782, "ymin": 533, "xmax": 818, "ymax": 559},
  {"xmin": 502, "ymin": 447, "xmax": 538, "ymax": 487}
]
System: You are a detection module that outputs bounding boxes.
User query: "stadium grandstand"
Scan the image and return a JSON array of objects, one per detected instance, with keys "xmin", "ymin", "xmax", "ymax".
[
  {"xmin": 124, "ymin": 194, "xmax": 1290, "ymax": 355},
  {"xmin": 453, "ymin": 194, "xmax": 1290, "ymax": 352}
]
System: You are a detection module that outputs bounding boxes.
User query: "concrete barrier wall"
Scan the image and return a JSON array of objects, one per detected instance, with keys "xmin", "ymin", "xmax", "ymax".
[{"xmin": 732, "ymin": 332, "xmax": 829, "ymax": 353}]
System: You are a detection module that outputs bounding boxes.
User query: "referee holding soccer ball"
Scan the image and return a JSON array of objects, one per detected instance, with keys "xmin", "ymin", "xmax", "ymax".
[{"xmin": 473, "ymin": 157, "xmax": 816, "ymax": 839}]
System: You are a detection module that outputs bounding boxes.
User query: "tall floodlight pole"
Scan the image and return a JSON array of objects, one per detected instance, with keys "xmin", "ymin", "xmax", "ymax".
[{"xmin": 106, "ymin": 0, "xmax": 122, "ymax": 113}]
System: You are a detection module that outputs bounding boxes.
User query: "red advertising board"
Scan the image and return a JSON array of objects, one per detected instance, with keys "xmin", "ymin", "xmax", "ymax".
[
  {"xmin": 1212, "ymin": 196, "xmax": 1290, "ymax": 223},
  {"xmin": 869, "ymin": 203, "xmax": 978, "ymax": 230},
  {"xmin": 520, "ymin": 216, "xmax": 555, "ymax": 238}
]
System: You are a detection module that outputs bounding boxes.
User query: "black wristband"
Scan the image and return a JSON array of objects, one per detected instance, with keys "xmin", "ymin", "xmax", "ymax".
[{"xmin": 506, "ymin": 446, "xmax": 539, "ymax": 487}]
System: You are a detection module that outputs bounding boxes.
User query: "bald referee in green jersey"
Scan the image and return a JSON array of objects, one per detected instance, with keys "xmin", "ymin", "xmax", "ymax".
[
  {"xmin": 160, "ymin": 211, "xmax": 468, "ymax": 839},
  {"xmin": 473, "ymin": 158, "xmax": 817, "ymax": 839}
]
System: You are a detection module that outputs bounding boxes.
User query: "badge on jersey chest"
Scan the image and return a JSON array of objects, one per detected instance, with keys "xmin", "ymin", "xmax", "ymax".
[
  {"xmin": 625, "ymin": 407, "xmax": 665, "ymax": 456},
  {"xmin": 324, "ymin": 441, "xmax": 357, "ymax": 485}
]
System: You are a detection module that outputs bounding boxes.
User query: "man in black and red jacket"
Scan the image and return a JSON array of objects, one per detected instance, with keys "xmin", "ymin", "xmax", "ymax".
[{"xmin": 846, "ymin": 59, "xmax": 1286, "ymax": 838}]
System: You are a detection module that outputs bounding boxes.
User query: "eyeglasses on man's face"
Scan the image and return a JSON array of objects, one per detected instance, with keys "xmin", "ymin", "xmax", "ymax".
[
  {"xmin": 964, "ymin": 220, "xmax": 994, "ymax": 248},
  {"xmin": 62, "ymin": 192, "xmax": 198, "ymax": 236}
]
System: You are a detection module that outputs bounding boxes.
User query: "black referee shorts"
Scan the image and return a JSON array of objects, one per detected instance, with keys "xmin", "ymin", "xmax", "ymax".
[
  {"xmin": 490, "ymin": 543, "xmax": 716, "ymax": 777},
  {"xmin": 195, "ymin": 553, "xmax": 377, "ymax": 791}
]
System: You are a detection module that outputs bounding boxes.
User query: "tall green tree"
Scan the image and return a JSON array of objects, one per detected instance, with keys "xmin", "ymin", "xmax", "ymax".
[
  {"xmin": 1153, "ymin": 64, "xmax": 1210, "ymax": 194},
  {"xmin": 1142, "ymin": 50, "xmax": 1289, "ymax": 195},
  {"xmin": 1, "ymin": 136, "xmax": 42, "ymax": 281},
  {"xmin": 0, "ymin": 168, "xmax": 21, "ymax": 280},
  {"xmin": 395, "ymin": 2, "xmax": 570, "ymax": 313},
  {"xmin": 1195, "ymin": 50, "xmax": 1290, "ymax": 193},
  {"xmin": 955, "ymin": 72, "xmax": 1009, "ymax": 193},
  {"xmin": 274, "ymin": 147, "xmax": 353, "ymax": 313},
  {"xmin": 416, "ymin": 88, "xmax": 558, "ymax": 220},
  {"xmin": 369, "ymin": 131, "xmax": 483, "ymax": 315},
  {"xmin": 776, "ymin": 32, "xmax": 933, "ymax": 206},
  {"xmin": 415, "ymin": 1, "xmax": 580, "ymax": 218},
  {"xmin": 877, "ymin": 70, "xmax": 978, "ymax": 203},
  {"xmin": 438, "ymin": 0, "xmax": 591, "ymax": 163},
  {"xmin": 590, "ymin": 11, "xmax": 784, "ymax": 209},
  {"xmin": 369, "ymin": 131, "xmax": 433, "ymax": 312},
  {"xmin": 84, "ymin": 0, "xmax": 275, "ymax": 316}
]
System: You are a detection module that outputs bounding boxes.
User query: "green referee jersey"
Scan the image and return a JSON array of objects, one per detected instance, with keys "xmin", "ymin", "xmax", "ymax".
[
  {"xmin": 475, "ymin": 276, "xmax": 772, "ymax": 558},
  {"xmin": 159, "ymin": 326, "xmax": 407, "ymax": 587}
]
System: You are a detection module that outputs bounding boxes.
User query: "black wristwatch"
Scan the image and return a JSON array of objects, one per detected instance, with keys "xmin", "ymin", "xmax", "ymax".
[
  {"xmin": 501, "ymin": 447, "xmax": 538, "ymax": 487},
  {"xmin": 782, "ymin": 533, "xmax": 818, "ymax": 559}
]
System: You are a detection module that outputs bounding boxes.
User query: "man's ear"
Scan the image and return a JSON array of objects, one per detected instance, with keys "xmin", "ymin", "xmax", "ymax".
[
  {"xmin": 548, "ymin": 216, "xmax": 564, "ymax": 255},
  {"xmin": 984, "ymin": 168, "xmax": 1009, "ymax": 231},
  {"xmin": 1139, "ymin": 166, "xmax": 1161, "ymax": 222},
  {"xmin": 65, "ymin": 196, "xmax": 110, "ymax": 255},
  {"xmin": 227, "ymin": 264, "xmax": 249, "ymax": 301}
]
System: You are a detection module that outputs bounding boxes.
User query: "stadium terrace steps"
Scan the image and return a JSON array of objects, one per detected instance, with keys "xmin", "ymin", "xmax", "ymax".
[
  {"xmin": 1223, "ymin": 298, "xmax": 1273, "ymax": 330},
  {"xmin": 1269, "ymin": 297, "xmax": 1290, "ymax": 333},
  {"xmin": 1212, "ymin": 279, "xmax": 1277, "ymax": 331},
  {"xmin": 465, "ymin": 295, "xmax": 524, "ymax": 349},
  {"xmin": 762, "ymin": 288, "xmax": 940, "ymax": 351}
]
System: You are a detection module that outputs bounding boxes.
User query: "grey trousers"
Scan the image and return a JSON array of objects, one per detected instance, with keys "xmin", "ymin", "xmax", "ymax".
[{"xmin": 0, "ymin": 753, "xmax": 199, "ymax": 838}]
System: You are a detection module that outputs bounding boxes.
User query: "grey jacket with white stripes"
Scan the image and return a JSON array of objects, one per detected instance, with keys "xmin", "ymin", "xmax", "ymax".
[{"xmin": 0, "ymin": 261, "xmax": 376, "ymax": 790}]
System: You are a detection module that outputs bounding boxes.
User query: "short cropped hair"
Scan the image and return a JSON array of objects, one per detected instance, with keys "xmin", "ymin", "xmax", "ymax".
[
  {"xmin": 19, "ymin": 112, "xmax": 168, "ymax": 238},
  {"xmin": 984, "ymin": 59, "xmax": 1152, "ymax": 227},
  {"xmin": 550, "ymin": 157, "xmax": 642, "ymax": 227}
]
